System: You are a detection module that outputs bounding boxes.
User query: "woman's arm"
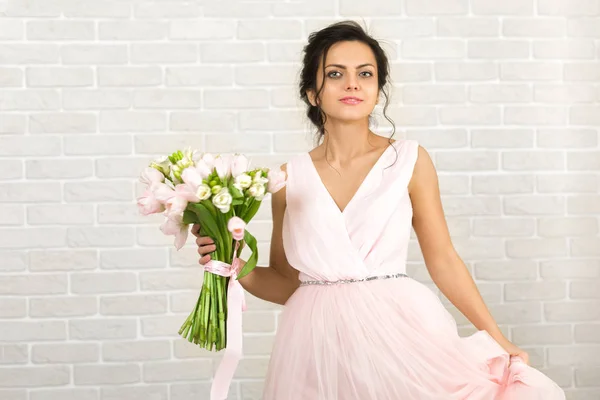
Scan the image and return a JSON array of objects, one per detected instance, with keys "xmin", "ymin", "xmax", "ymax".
[
  {"xmin": 238, "ymin": 163, "xmax": 299, "ymax": 305},
  {"xmin": 408, "ymin": 145, "xmax": 509, "ymax": 347}
]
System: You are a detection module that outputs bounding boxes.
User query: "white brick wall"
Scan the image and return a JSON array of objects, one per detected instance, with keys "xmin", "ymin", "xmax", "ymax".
[{"xmin": 1, "ymin": 0, "xmax": 599, "ymax": 398}]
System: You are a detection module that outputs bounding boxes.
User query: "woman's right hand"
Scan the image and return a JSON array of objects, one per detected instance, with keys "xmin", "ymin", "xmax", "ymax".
[{"xmin": 191, "ymin": 223, "xmax": 217, "ymax": 266}]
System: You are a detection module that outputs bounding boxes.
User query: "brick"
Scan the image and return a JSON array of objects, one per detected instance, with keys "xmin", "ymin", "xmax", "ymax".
[
  {"xmin": 100, "ymin": 111, "xmax": 166, "ymax": 132},
  {"xmin": 64, "ymin": 134, "xmax": 132, "ymax": 155},
  {"xmin": 548, "ymin": 345, "xmax": 600, "ymax": 366},
  {"xmin": 568, "ymin": 195, "xmax": 600, "ymax": 214},
  {"xmin": 98, "ymin": 67, "xmax": 162, "ymax": 87},
  {"xmin": 472, "ymin": 0, "xmax": 534, "ymax": 14},
  {"xmin": 468, "ymin": 40, "xmax": 529, "ymax": 59},
  {"xmin": 72, "ymin": 272, "xmax": 136, "ymax": 294},
  {"xmin": 512, "ymin": 324, "xmax": 572, "ymax": 345},
  {"xmin": 564, "ymin": 62, "xmax": 600, "ymax": 81},
  {"xmin": 504, "ymin": 281, "xmax": 567, "ymax": 301},
  {"xmin": 135, "ymin": 3, "xmax": 202, "ymax": 18},
  {"xmin": 538, "ymin": 217, "xmax": 598, "ymax": 237},
  {"xmin": 506, "ymin": 238, "xmax": 568, "ymax": 258},
  {"xmin": 439, "ymin": 106, "xmax": 501, "ymax": 125},
  {"xmin": 101, "ymin": 386, "xmax": 168, "ymax": 400},
  {"xmin": 474, "ymin": 260, "xmax": 537, "ymax": 280},
  {"xmin": 0, "ymin": 321, "xmax": 66, "ymax": 341},
  {"xmin": 503, "ymin": 19, "xmax": 566, "ymax": 37},
  {"xmin": 67, "ymin": 227, "xmax": 134, "ymax": 247},
  {"xmin": 473, "ymin": 217, "xmax": 535, "ymax": 236},
  {"xmin": 99, "ymin": 21, "xmax": 168, "ymax": 40},
  {"xmin": 27, "ymin": 21, "xmax": 94, "ymax": 40},
  {"xmin": 0, "ymin": 345, "xmax": 28, "ymax": 364},
  {"xmin": 102, "ymin": 340, "xmax": 170, "ymax": 362},
  {"xmin": 61, "ymin": 45, "xmax": 128, "ymax": 65},
  {"xmin": 69, "ymin": 319, "xmax": 137, "ymax": 340},
  {"xmin": 501, "ymin": 62, "xmax": 563, "ymax": 81},
  {"xmin": 570, "ymin": 106, "xmax": 600, "ymax": 125},
  {"xmin": 537, "ymin": 174, "xmax": 598, "ymax": 193},
  {"xmin": 469, "ymin": 84, "xmax": 532, "ymax": 103},
  {"xmin": 100, "ymin": 249, "xmax": 167, "ymax": 269},
  {"xmin": 538, "ymin": 0, "xmax": 599, "ymax": 16},
  {"xmin": 402, "ymin": 39, "xmax": 465, "ymax": 59},
  {"xmin": 0, "ymin": 274, "xmax": 66, "ymax": 295},
  {"xmin": 538, "ymin": 129, "xmax": 598, "ymax": 147},
  {"xmin": 545, "ymin": 302, "xmax": 600, "ymax": 322},
  {"xmin": 29, "ymin": 250, "xmax": 96, "ymax": 271},
  {"xmin": 30, "ymin": 389, "xmax": 97, "ymax": 400},
  {"xmin": 571, "ymin": 281, "xmax": 600, "ymax": 299},
  {"xmin": 0, "ymin": 90, "xmax": 59, "ymax": 111},
  {"xmin": 534, "ymin": 40, "xmax": 596, "ymax": 59},
  {"xmin": 0, "ymin": 68, "xmax": 22, "ymax": 86},
  {"xmin": 502, "ymin": 151, "xmax": 564, "ymax": 170},
  {"xmin": 62, "ymin": 89, "xmax": 131, "ymax": 109},
  {"xmin": 0, "ymin": 115, "xmax": 26, "ymax": 134},
  {"xmin": 442, "ymin": 197, "xmax": 501, "ymax": 216},
  {"xmin": 504, "ymin": 195, "xmax": 565, "ymax": 215},
  {"xmin": 471, "ymin": 129, "xmax": 534, "ymax": 147},
  {"xmin": 140, "ymin": 270, "xmax": 202, "ymax": 291},
  {"xmin": 100, "ymin": 294, "xmax": 167, "ymax": 316},
  {"xmin": 471, "ymin": 175, "xmax": 534, "ymax": 194},
  {"xmin": 0, "ymin": 44, "xmax": 59, "ymax": 64},
  {"xmin": 575, "ymin": 324, "xmax": 600, "ymax": 343},
  {"xmin": 143, "ymin": 360, "xmax": 212, "ymax": 382},
  {"xmin": 64, "ymin": 182, "xmax": 132, "ymax": 202},
  {"xmin": 30, "ymin": 296, "xmax": 97, "ymax": 318},
  {"xmin": 132, "ymin": 44, "xmax": 198, "ymax": 64},
  {"xmin": 405, "ymin": 0, "xmax": 468, "ymax": 15},
  {"xmin": 32, "ymin": 343, "xmax": 98, "ymax": 364},
  {"xmin": 0, "ymin": 366, "xmax": 70, "ymax": 387},
  {"xmin": 371, "ymin": 19, "xmax": 435, "ymax": 39},
  {"xmin": 27, "ymin": 67, "xmax": 93, "ymax": 87},
  {"xmin": 74, "ymin": 364, "xmax": 140, "ymax": 385},
  {"xmin": 402, "ymin": 84, "xmax": 466, "ymax": 104},
  {"xmin": 437, "ymin": 17, "xmax": 499, "ymax": 37},
  {"xmin": 435, "ymin": 151, "xmax": 498, "ymax": 170},
  {"xmin": 541, "ymin": 260, "xmax": 600, "ymax": 279},
  {"xmin": 0, "ymin": 298, "xmax": 26, "ymax": 318}
]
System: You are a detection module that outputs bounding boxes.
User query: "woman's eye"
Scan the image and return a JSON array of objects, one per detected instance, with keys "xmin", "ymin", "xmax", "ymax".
[{"xmin": 327, "ymin": 71, "xmax": 373, "ymax": 78}]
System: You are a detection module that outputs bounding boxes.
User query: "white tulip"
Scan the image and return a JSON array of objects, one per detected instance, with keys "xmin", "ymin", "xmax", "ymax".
[
  {"xmin": 248, "ymin": 183, "xmax": 266, "ymax": 200},
  {"xmin": 234, "ymin": 173, "xmax": 253, "ymax": 189},
  {"xmin": 212, "ymin": 187, "xmax": 233, "ymax": 213},
  {"xmin": 196, "ymin": 183, "xmax": 212, "ymax": 201}
]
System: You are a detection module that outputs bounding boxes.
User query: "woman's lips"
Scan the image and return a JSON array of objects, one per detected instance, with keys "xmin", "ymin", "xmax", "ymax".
[{"xmin": 340, "ymin": 98, "xmax": 363, "ymax": 105}]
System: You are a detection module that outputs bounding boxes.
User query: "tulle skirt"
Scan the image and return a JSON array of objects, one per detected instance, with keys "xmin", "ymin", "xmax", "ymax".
[{"xmin": 262, "ymin": 276, "xmax": 565, "ymax": 400}]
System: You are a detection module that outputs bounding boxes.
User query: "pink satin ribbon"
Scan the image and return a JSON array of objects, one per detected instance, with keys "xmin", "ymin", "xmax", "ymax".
[{"xmin": 203, "ymin": 240, "xmax": 247, "ymax": 400}]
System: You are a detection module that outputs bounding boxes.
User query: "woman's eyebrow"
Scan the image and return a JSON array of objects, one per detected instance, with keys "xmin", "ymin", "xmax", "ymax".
[{"xmin": 325, "ymin": 63, "xmax": 374, "ymax": 69}]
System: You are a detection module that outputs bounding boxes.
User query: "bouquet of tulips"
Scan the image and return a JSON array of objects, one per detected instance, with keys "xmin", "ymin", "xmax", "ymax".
[{"xmin": 136, "ymin": 147, "xmax": 286, "ymax": 353}]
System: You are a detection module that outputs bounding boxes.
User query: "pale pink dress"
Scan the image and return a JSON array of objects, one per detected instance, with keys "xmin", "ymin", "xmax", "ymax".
[{"xmin": 262, "ymin": 139, "xmax": 565, "ymax": 400}]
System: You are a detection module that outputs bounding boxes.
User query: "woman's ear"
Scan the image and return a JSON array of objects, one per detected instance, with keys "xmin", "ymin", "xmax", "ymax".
[{"xmin": 306, "ymin": 89, "xmax": 316, "ymax": 107}]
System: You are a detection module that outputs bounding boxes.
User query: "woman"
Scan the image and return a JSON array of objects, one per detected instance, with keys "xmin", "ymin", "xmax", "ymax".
[{"xmin": 192, "ymin": 20, "xmax": 565, "ymax": 400}]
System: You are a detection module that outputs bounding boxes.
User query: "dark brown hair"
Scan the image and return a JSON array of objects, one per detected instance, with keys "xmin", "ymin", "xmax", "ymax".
[{"xmin": 299, "ymin": 20, "xmax": 397, "ymax": 164}]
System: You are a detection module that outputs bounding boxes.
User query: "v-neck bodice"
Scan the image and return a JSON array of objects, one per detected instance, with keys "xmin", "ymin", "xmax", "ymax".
[
  {"xmin": 304, "ymin": 140, "xmax": 398, "ymax": 216},
  {"xmin": 282, "ymin": 139, "xmax": 419, "ymax": 283}
]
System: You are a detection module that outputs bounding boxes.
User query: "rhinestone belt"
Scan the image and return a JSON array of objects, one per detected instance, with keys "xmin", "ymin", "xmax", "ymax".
[{"xmin": 299, "ymin": 272, "xmax": 409, "ymax": 286}]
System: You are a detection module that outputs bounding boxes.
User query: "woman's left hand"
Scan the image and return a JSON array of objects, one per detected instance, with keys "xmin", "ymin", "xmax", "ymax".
[{"xmin": 500, "ymin": 340, "xmax": 530, "ymax": 367}]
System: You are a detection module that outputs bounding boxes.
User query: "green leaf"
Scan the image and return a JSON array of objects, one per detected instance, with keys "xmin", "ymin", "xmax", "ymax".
[
  {"xmin": 237, "ymin": 230, "xmax": 258, "ymax": 280},
  {"xmin": 189, "ymin": 203, "xmax": 220, "ymax": 240},
  {"xmin": 182, "ymin": 209, "xmax": 197, "ymax": 225}
]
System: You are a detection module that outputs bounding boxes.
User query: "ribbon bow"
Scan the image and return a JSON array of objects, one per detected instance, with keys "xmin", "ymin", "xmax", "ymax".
[{"xmin": 203, "ymin": 240, "xmax": 247, "ymax": 400}]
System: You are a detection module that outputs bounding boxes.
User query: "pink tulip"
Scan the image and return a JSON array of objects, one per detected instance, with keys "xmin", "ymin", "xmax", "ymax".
[
  {"xmin": 160, "ymin": 213, "xmax": 188, "ymax": 250},
  {"xmin": 267, "ymin": 169, "xmax": 287, "ymax": 194},
  {"xmin": 214, "ymin": 154, "xmax": 233, "ymax": 180},
  {"xmin": 181, "ymin": 167, "xmax": 204, "ymax": 188},
  {"xmin": 230, "ymin": 154, "xmax": 249, "ymax": 178},
  {"xmin": 195, "ymin": 160, "xmax": 212, "ymax": 180},
  {"xmin": 137, "ymin": 188, "xmax": 165, "ymax": 215},
  {"xmin": 151, "ymin": 182, "xmax": 176, "ymax": 204},
  {"xmin": 227, "ymin": 216, "xmax": 246, "ymax": 241},
  {"xmin": 140, "ymin": 167, "xmax": 165, "ymax": 186},
  {"xmin": 165, "ymin": 194, "xmax": 188, "ymax": 217}
]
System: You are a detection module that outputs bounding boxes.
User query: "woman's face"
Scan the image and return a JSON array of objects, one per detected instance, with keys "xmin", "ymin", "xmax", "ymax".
[{"xmin": 307, "ymin": 40, "xmax": 379, "ymax": 123}]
